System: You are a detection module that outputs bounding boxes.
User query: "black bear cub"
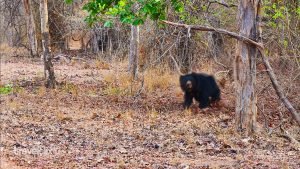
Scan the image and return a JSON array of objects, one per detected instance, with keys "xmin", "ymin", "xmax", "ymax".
[{"xmin": 179, "ymin": 72, "xmax": 220, "ymax": 109}]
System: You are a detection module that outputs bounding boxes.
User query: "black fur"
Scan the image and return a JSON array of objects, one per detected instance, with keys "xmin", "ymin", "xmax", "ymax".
[{"xmin": 179, "ymin": 72, "xmax": 221, "ymax": 109}]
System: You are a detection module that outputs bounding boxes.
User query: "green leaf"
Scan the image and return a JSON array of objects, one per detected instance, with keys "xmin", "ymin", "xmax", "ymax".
[
  {"xmin": 64, "ymin": 0, "xmax": 73, "ymax": 4},
  {"xmin": 132, "ymin": 18, "xmax": 144, "ymax": 25},
  {"xmin": 104, "ymin": 20, "xmax": 113, "ymax": 27},
  {"xmin": 283, "ymin": 40, "xmax": 288, "ymax": 48},
  {"xmin": 0, "ymin": 84, "xmax": 13, "ymax": 95}
]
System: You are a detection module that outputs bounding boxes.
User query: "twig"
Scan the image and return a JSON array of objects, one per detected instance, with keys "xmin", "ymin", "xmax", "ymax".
[
  {"xmin": 268, "ymin": 115, "xmax": 290, "ymax": 135},
  {"xmin": 257, "ymin": 83, "xmax": 271, "ymax": 96},
  {"xmin": 259, "ymin": 50, "xmax": 300, "ymax": 127},
  {"xmin": 213, "ymin": 54, "xmax": 228, "ymax": 68},
  {"xmin": 169, "ymin": 55, "xmax": 183, "ymax": 75},
  {"xmin": 281, "ymin": 130, "xmax": 300, "ymax": 148},
  {"xmin": 208, "ymin": 0, "xmax": 238, "ymax": 8},
  {"xmin": 141, "ymin": 41, "xmax": 177, "ymax": 72},
  {"xmin": 214, "ymin": 70, "xmax": 230, "ymax": 77},
  {"xmin": 257, "ymin": 104, "xmax": 269, "ymax": 132}
]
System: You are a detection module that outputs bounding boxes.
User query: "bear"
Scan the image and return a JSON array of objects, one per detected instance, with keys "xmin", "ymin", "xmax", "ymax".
[{"xmin": 179, "ymin": 72, "xmax": 221, "ymax": 109}]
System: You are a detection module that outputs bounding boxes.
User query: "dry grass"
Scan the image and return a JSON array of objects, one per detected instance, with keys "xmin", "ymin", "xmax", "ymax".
[
  {"xmin": 55, "ymin": 111, "xmax": 73, "ymax": 122},
  {"xmin": 0, "ymin": 43, "xmax": 29, "ymax": 56},
  {"xmin": 147, "ymin": 108, "xmax": 160, "ymax": 124},
  {"xmin": 36, "ymin": 86, "xmax": 46, "ymax": 96},
  {"xmin": 61, "ymin": 82, "xmax": 79, "ymax": 96},
  {"xmin": 101, "ymin": 67, "xmax": 178, "ymax": 96},
  {"xmin": 144, "ymin": 68, "xmax": 176, "ymax": 92},
  {"xmin": 95, "ymin": 59, "xmax": 110, "ymax": 70},
  {"xmin": 102, "ymin": 71, "xmax": 132, "ymax": 96}
]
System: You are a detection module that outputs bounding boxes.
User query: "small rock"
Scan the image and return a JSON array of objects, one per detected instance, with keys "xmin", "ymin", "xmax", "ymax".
[{"xmin": 119, "ymin": 147, "xmax": 127, "ymax": 154}]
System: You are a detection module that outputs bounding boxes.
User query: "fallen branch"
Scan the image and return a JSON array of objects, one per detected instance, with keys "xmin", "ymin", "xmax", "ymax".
[
  {"xmin": 281, "ymin": 130, "xmax": 300, "ymax": 148},
  {"xmin": 162, "ymin": 20, "xmax": 300, "ymax": 126},
  {"xmin": 259, "ymin": 50, "xmax": 300, "ymax": 126}
]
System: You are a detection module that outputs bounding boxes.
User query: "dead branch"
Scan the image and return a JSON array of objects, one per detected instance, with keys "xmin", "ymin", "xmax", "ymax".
[
  {"xmin": 208, "ymin": 0, "xmax": 238, "ymax": 8},
  {"xmin": 169, "ymin": 55, "xmax": 183, "ymax": 75},
  {"xmin": 53, "ymin": 54, "xmax": 71, "ymax": 63},
  {"xmin": 268, "ymin": 117, "xmax": 290, "ymax": 135},
  {"xmin": 281, "ymin": 130, "xmax": 300, "ymax": 148},
  {"xmin": 259, "ymin": 50, "xmax": 300, "ymax": 127},
  {"xmin": 141, "ymin": 41, "xmax": 176, "ymax": 72},
  {"xmin": 161, "ymin": 20, "xmax": 264, "ymax": 50},
  {"xmin": 162, "ymin": 20, "xmax": 300, "ymax": 126}
]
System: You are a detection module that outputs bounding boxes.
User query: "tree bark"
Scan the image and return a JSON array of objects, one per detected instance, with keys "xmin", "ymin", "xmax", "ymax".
[
  {"xmin": 129, "ymin": 25, "xmax": 139, "ymax": 79},
  {"xmin": 234, "ymin": 0, "xmax": 261, "ymax": 135},
  {"xmin": 23, "ymin": 0, "xmax": 38, "ymax": 57},
  {"xmin": 177, "ymin": 29, "xmax": 191, "ymax": 74},
  {"xmin": 40, "ymin": 0, "xmax": 55, "ymax": 88},
  {"xmin": 207, "ymin": 16, "xmax": 224, "ymax": 58}
]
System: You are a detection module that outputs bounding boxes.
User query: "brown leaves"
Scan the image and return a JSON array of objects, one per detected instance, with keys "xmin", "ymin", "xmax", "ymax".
[{"xmin": 1, "ymin": 59, "xmax": 299, "ymax": 168}]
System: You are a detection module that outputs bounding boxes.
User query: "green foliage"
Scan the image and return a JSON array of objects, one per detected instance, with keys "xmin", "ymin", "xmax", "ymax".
[
  {"xmin": 104, "ymin": 20, "xmax": 113, "ymax": 27},
  {"xmin": 64, "ymin": 0, "xmax": 73, "ymax": 4},
  {"xmin": 0, "ymin": 84, "xmax": 13, "ymax": 95},
  {"xmin": 296, "ymin": 7, "xmax": 300, "ymax": 17},
  {"xmin": 65, "ymin": 0, "xmax": 184, "ymax": 26}
]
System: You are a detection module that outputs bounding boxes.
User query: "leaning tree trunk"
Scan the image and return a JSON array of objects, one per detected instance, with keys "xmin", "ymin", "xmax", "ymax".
[
  {"xmin": 23, "ymin": 0, "xmax": 38, "ymax": 57},
  {"xmin": 40, "ymin": 0, "xmax": 55, "ymax": 88},
  {"xmin": 234, "ymin": 0, "xmax": 261, "ymax": 135},
  {"xmin": 129, "ymin": 25, "xmax": 139, "ymax": 79}
]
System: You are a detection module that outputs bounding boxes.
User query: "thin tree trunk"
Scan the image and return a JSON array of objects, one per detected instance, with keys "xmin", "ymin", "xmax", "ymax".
[
  {"xmin": 177, "ymin": 29, "xmax": 191, "ymax": 74},
  {"xmin": 234, "ymin": 0, "xmax": 261, "ymax": 135},
  {"xmin": 129, "ymin": 25, "xmax": 139, "ymax": 79},
  {"xmin": 40, "ymin": 0, "xmax": 55, "ymax": 88},
  {"xmin": 92, "ymin": 29, "xmax": 99, "ymax": 53},
  {"xmin": 207, "ymin": 16, "xmax": 223, "ymax": 58},
  {"xmin": 23, "ymin": 0, "xmax": 38, "ymax": 57}
]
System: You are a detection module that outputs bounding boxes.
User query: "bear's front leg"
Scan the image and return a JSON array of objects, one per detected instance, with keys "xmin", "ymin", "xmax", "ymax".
[{"xmin": 183, "ymin": 93, "xmax": 193, "ymax": 109}]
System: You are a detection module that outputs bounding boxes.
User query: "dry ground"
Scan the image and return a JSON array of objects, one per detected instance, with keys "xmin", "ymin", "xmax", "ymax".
[{"xmin": 0, "ymin": 57, "xmax": 299, "ymax": 169}]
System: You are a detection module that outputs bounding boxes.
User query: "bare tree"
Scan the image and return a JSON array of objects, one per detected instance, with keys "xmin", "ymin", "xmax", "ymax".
[
  {"xmin": 177, "ymin": 29, "xmax": 192, "ymax": 74},
  {"xmin": 23, "ymin": 0, "xmax": 38, "ymax": 57},
  {"xmin": 129, "ymin": 25, "xmax": 139, "ymax": 79},
  {"xmin": 234, "ymin": 0, "xmax": 262, "ymax": 135},
  {"xmin": 0, "ymin": 0, "xmax": 24, "ymax": 47},
  {"xmin": 40, "ymin": 0, "xmax": 55, "ymax": 88}
]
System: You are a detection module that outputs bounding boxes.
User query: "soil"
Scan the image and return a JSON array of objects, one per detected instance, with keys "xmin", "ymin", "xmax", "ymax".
[{"xmin": 0, "ymin": 57, "xmax": 299, "ymax": 168}]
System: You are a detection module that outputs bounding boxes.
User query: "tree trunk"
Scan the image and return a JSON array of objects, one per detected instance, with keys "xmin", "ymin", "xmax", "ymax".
[
  {"xmin": 40, "ymin": 0, "xmax": 55, "ymax": 88},
  {"xmin": 129, "ymin": 25, "xmax": 139, "ymax": 79},
  {"xmin": 234, "ymin": 0, "xmax": 261, "ymax": 135},
  {"xmin": 177, "ymin": 29, "xmax": 191, "ymax": 74},
  {"xmin": 207, "ymin": 16, "xmax": 223, "ymax": 58},
  {"xmin": 23, "ymin": 0, "xmax": 38, "ymax": 57}
]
